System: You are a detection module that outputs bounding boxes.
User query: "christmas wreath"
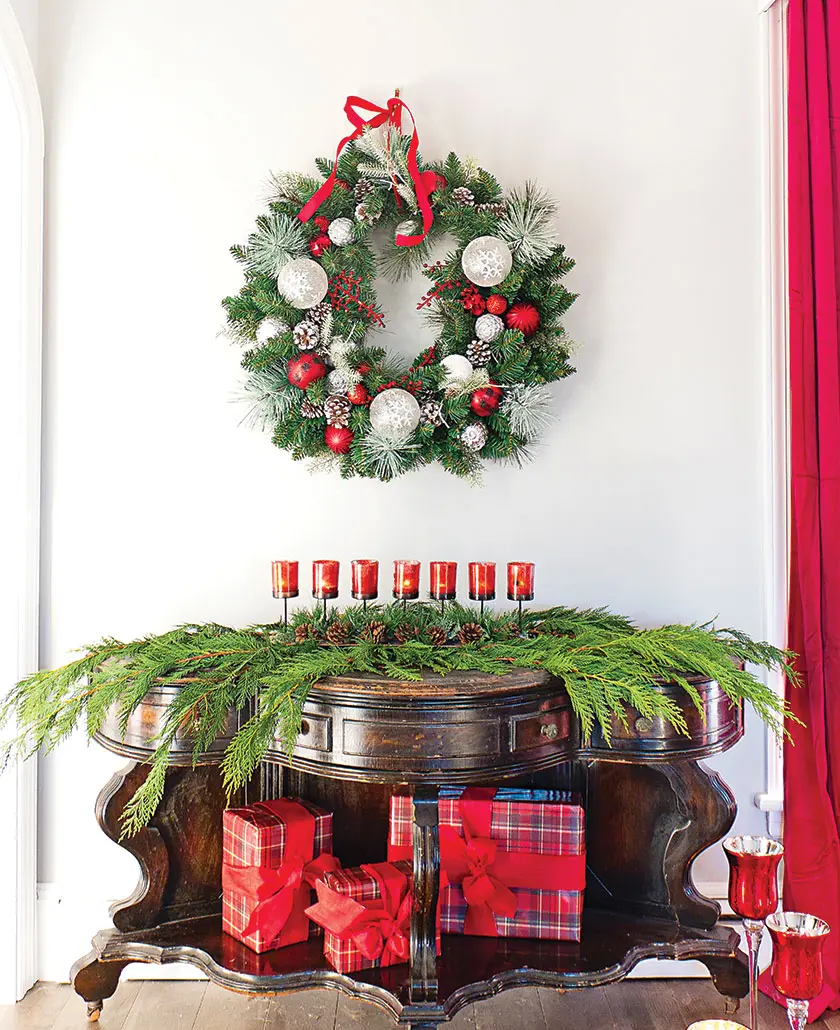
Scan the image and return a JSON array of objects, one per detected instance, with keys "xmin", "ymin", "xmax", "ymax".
[{"xmin": 222, "ymin": 95, "xmax": 577, "ymax": 482}]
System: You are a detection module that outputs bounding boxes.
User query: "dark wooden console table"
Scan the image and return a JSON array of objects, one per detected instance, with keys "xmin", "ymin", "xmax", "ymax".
[{"xmin": 70, "ymin": 669, "xmax": 748, "ymax": 1029}]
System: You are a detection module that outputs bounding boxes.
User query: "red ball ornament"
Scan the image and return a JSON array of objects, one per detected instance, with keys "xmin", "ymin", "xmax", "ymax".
[
  {"xmin": 325, "ymin": 425, "xmax": 353, "ymax": 454},
  {"xmin": 505, "ymin": 302, "xmax": 541, "ymax": 338},
  {"xmin": 346, "ymin": 383, "xmax": 370, "ymax": 406},
  {"xmin": 486, "ymin": 294, "xmax": 508, "ymax": 315},
  {"xmin": 470, "ymin": 384, "xmax": 503, "ymax": 417},
  {"xmin": 287, "ymin": 352, "xmax": 327, "ymax": 390},
  {"xmin": 314, "ymin": 216, "xmax": 330, "ymax": 231},
  {"xmin": 309, "ymin": 234, "xmax": 332, "ymax": 258}
]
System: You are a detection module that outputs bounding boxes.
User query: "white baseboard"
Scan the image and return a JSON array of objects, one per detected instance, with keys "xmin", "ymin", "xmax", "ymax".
[{"xmin": 37, "ymin": 880, "xmax": 732, "ymax": 984}]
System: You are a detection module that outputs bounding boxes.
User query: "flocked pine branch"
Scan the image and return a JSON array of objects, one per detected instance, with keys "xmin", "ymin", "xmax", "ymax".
[
  {"xmin": 498, "ymin": 182, "xmax": 558, "ymax": 267},
  {"xmin": 235, "ymin": 366, "xmax": 298, "ymax": 430},
  {"xmin": 245, "ymin": 212, "xmax": 307, "ymax": 277},
  {"xmin": 500, "ymin": 385, "xmax": 556, "ymax": 440}
]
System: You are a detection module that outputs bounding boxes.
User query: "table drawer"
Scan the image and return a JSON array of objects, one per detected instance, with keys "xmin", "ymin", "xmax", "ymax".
[{"xmin": 510, "ymin": 707, "xmax": 572, "ymax": 752}]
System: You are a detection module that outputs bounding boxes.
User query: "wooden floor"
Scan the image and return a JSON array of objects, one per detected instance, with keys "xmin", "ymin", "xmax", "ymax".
[{"xmin": 2, "ymin": 981, "xmax": 839, "ymax": 1030}]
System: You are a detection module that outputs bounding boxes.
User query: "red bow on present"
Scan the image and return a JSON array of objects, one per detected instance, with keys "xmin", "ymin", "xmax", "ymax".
[
  {"xmin": 439, "ymin": 826, "xmax": 517, "ymax": 936},
  {"xmin": 298, "ymin": 94, "xmax": 438, "ymax": 248},
  {"xmin": 305, "ymin": 862, "xmax": 412, "ymax": 966}
]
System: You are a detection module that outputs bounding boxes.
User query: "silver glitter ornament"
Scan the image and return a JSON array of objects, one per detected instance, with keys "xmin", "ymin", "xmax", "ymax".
[
  {"xmin": 460, "ymin": 422, "xmax": 488, "ymax": 452},
  {"xmin": 327, "ymin": 217, "xmax": 354, "ymax": 247},
  {"xmin": 474, "ymin": 313, "xmax": 505, "ymax": 343}
]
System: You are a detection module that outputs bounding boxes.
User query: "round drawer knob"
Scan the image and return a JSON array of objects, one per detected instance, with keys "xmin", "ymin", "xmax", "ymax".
[
  {"xmin": 540, "ymin": 722, "xmax": 559, "ymax": 740},
  {"xmin": 634, "ymin": 716, "xmax": 654, "ymax": 735}
]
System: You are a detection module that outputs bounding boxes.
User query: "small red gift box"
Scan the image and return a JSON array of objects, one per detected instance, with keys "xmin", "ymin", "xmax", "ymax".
[
  {"xmin": 222, "ymin": 797, "xmax": 337, "ymax": 954},
  {"xmin": 305, "ymin": 860, "xmax": 441, "ymax": 974},
  {"xmin": 388, "ymin": 787, "xmax": 586, "ymax": 941}
]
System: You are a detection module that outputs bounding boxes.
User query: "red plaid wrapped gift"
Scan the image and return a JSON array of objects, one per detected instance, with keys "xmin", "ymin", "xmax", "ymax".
[
  {"xmin": 305, "ymin": 860, "xmax": 441, "ymax": 974},
  {"xmin": 388, "ymin": 787, "xmax": 585, "ymax": 941},
  {"xmin": 222, "ymin": 797, "xmax": 338, "ymax": 953}
]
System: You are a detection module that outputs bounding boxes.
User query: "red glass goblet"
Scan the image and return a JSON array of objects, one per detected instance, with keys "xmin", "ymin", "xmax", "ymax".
[
  {"xmin": 766, "ymin": 912, "xmax": 830, "ymax": 1030},
  {"xmin": 723, "ymin": 835, "xmax": 784, "ymax": 1030}
]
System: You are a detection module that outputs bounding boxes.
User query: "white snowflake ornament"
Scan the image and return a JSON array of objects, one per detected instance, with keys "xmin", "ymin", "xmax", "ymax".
[
  {"xmin": 256, "ymin": 317, "xmax": 285, "ymax": 344},
  {"xmin": 461, "ymin": 236, "xmax": 513, "ymax": 287},
  {"xmin": 369, "ymin": 388, "xmax": 421, "ymax": 442},
  {"xmin": 474, "ymin": 313, "xmax": 505, "ymax": 343},
  {"xmin": 327, "ymin": 218, "xmax": 354, "ymax": 247},
  {"xmin": 277, "ymin": 257, "xmax": 329, "ymax": 309}
]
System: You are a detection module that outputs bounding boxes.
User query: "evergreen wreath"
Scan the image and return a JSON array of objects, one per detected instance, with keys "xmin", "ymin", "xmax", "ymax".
[
  {"xmin": 222, "ymin": 95, "xmax": 577, "ymax": 482},
  {"xmin": 1, "ymin": 602, "xmax": 798, "ymax": 836}
]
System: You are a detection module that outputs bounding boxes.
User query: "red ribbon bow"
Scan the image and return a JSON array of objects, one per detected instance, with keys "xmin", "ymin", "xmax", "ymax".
[
  {"xmin": 223, "ymin": 799, "xmax": 339, "ymax": 949},
  {"xmin": 298, "ymin": 94, "xmax": 437, "ymax": 248},
  {"xmin": 305, "ymin": 862, "xmax": 412, "ymax": 966}
]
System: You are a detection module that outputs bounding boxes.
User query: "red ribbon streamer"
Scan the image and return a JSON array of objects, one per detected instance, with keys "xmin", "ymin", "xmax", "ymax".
[
  {"xmin": 305, "ymin": 862, "xmax": 412, "ymax": 966},
  {"xmin": 388, "ymin": 787, "xmax": 587, "ymax": 937},
  {"xmin": 298, "ymin": 95, "xmax": 437, "ymax": 248},
  {"xmin": 222, "ymin": 798, "xmax": 339, "ymax": 949}
]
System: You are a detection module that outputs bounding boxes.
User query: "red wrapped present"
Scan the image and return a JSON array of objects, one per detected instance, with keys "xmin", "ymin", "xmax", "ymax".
[
  {"xmin": 388, "ymin": 787, "xmax": 585, "ymax": 941},
  {"xmin": 222, "ymin": 797, "xmax": 338, "ymax": 953},
  {"xmin": 305, "ymin": 860, "xmax": 441, "ymax": 973}
]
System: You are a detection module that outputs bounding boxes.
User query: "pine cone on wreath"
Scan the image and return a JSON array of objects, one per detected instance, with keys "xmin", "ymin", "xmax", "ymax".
[
  {"xmin": 308, "ymin": 301, "xmax": 332, "ymax": 325},
  {"xmin": 294, "ymin": 623, "xmax": 315, "ymax": 643},
  {"xmin": 419, "ymin": 398, "xmax": 445, "ymax": 428},
  {"xmin": 475, "ymin": 201, "xmax": 507, "ymax": 217},
  {"xmin": 395, "ymin": 623, "xmax": 420, "ymax": 644},
  {"xmin": 458, "ymin": 622, "xmax": 484, "ymax": 645},
  {"xmin": 466, "ymin": 339, "xmax": 492, "ymax": 367},
  {"xmin": 426, "ymin": 625, "xmax": 449, "ymax": 646},
  {"xmin": 293, "ymin": 320, "xmax": 319, "ymax": 351},
  {"xmin": 362, "ymin": 621, "xmax": 388, "ymax": 644},
  {"xmin": 300, "ymin": 400, "xmax": 324, "ymax": 419},
  {"xmin": 325, "ymin": 619, "xmax": 350, "ymax": 645},
  {"xmin": 453, "ymin": 186, "xmax": 475, "ymax": 206},
  {"xmin": 354, "ymin": 179, "xmax": 375, "ymax": 201},
  {"xmin": 324, "ymin": 394, "xmax": 352, "ymax": 428}
]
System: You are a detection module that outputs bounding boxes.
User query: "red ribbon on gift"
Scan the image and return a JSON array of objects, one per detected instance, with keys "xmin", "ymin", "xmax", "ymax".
[
  {"xmin": 305, "ymin": 862, "xmax": 412, "ymax": 966},
  {"xmin": 436, "ymin": 787, "xmax": 587, "ymax": 937},
  {"xmin": 222, "ymin": 798, "xmax": 339, "ymax": 949},
  {"xmin": 298, "ymin": 94, "xmax": 437, "ymax": 248}
]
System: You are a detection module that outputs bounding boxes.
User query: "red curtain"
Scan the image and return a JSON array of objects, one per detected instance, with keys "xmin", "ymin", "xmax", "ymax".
[{"xmin": 779, "ymin": 0, "xmax": 840, "ymax": 1018}]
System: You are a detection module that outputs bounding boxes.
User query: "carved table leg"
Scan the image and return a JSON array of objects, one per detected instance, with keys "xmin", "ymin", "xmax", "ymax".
[
  {"xmin": 703, "ymin": 952, "xmax": 749, "ymax": 1005},
  {"xmin": 410, "ymin": 785, "xmax": 440, "ymax": 1003},
  {"xmin": 70, "ymin": 949, "xmax": 132, "ymax": 1020}
]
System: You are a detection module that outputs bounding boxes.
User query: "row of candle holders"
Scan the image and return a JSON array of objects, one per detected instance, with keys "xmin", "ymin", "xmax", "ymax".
[
  {"xmin": 271, "ymin": 559, "xmax": 536, "ymax": 619},
  {"xmin": 717, "ymin": 834, "xmax": 830, "ymax": 1030}
]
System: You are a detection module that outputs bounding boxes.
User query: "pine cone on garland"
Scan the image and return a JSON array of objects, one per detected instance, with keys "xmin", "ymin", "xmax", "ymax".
[
  {"xmin": 453, "ymin": 186, "xmax": 475, "ymax": 206},
  {"xmin": 361, "ymin": 621, "xmax": 388, "ymax": 644},
  {"xmin": 466, "ymin": 339, "xmax": 492, "ymax": 367},
  {"xmin": 326, "ymin": 619, "xmax": 351, "ymax": 645},
  {"xmin": 395, "ymin": 623, "xmax": 420, "ymax": 644},
  {"xmin": 293, "ymin": 320, "xmax": 319, "ymax": 351},
  {"xmin": 294, "ymin": 623, "xmax": 315, "ymax": 643},
  {"xmin": 324, "ymin": 394, "xmax": 352, "ymax": 427},
  {"xmin": 426, "ymin": 625, "xmax": 449, "ymax": 646},
  {"xmin": 354, "ymin": 179, "xmax": 375, "ymax": 201},
  {"xmin": 300, "ymin": 400, "xmax": 324, "ymax": 419},
  {"xmin": 458, "ymin": 622, "xmax": 484, "ymax": 645}
]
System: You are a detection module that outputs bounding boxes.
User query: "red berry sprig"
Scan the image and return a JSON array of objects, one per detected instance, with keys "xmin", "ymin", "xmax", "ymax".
[
  {"xmin": 417, "ymin": 262, "xmax": 465, "ymax": 310},
  {"xmin": 328, "ymin": 270, "xmax": 385, "ymax": 327}
]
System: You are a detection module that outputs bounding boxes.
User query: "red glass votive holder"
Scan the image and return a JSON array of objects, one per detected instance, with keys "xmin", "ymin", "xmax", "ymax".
[
  {"xmin": 723, "ymin": 835, "xmax": 784, "ymax": 920},
  {"xmin": 271, "ymin": 560, "xmax": 299, "ymax": 599},
  {"xmin": 507, "ymin": 562, "xmax": 535, "ymax": 602},
  {"xmin": 351, "ymin": 559, "xmax": 379, "ymax": 602},
  {"xmin": 429, "ymin": 561, "xmax": 457, "ymax": 601},
  {"xmin": 767, "ymin": 912, "xmax": 830, "ymax": 1001},
  {"xmin": 393, "ymin": 560, "xmax": 421, "ymax": 601},
  {"xmin": 469, "ymin": 562, "xmax": 496, "ymax": 602},
  {"xmin": 312, "ymin": 560, "xmax": 339, "ymax": 600}
]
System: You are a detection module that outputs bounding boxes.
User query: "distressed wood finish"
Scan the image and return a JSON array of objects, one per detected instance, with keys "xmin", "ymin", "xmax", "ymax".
[{"xmin": 77, "ymin": 668, "xmax": 748, "ymax": 1028}]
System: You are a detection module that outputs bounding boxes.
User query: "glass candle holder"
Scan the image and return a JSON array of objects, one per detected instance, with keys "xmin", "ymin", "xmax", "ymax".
[
  {"xmin": 468, "ymin": 562, "xmax": 496, "ymax": 602},
  {"xmin": 686, "ymin": 1023, "xmax": 749, "ymax": 1030},
  {"xmin": 429, "ymin": 561, "xmax": 457, "ymax": 603},
  {"xmin": 507, "ymin": 562, "xmax": 535, "ymax": 602},
  {"xmin": 271, "ymin": 560, "xmax": 299, "ymax": 599},
  {"xmin": 767, "ymin": 912, "xmax": 830, "ymax": 1030},
  {"xmin": 393, "ymin": 560, "xmax": 421, "ymax": 602},
  {"xmin": 723, "ymin": 835, "xmax": 784, "ymax": 1030},
  {"xmin": 351, "ymin": 559, "xmax": 379, "ymax": 603},
  {"xmin": 312, "ymin": 560, "xmax": 340, "ymax": 600}
]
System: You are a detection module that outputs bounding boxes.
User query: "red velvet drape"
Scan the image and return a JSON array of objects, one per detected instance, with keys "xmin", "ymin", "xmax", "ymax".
[{"xmin": 780, "ymin": 0, "xmax": 840, "ymax": 1019}]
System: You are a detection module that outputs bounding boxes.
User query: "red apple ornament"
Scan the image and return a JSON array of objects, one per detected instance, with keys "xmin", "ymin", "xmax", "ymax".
[
  {"xmin": 505, "ymin": 302, "xmax": 540, "ymax": 337},
  {"xmin": 287, "ymin": 352, "xmax": 327, "ymax": 390},
  {"xmin": 470, "ymin": 384, "xmax": 503, "ymax": 417},
  {"xmin": 325, "ymin": 425, "xmax": 353, "ymax": 454}
]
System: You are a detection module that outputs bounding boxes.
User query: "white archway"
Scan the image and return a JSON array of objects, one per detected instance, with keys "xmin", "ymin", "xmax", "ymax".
[{"xmin": 0, "ymin": 0, "xmax": 43, "ymax": 1005}]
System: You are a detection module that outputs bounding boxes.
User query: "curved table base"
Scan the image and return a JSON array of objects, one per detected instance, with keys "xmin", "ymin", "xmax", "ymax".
[{"xmin": 70, "ymin": 913, "xmax": 747, "ymax": 1027}]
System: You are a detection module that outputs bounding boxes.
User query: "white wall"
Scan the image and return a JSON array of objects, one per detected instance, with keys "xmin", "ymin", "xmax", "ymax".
[{"xmin": 35, "ymin": 0, "xmax": 770, "ymax": 978}]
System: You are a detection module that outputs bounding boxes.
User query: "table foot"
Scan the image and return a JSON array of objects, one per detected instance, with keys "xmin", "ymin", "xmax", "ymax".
[
  {"xmin": 70, "ymin": 949, "xmax": 131, "ymax": 1013},
  {"xmin": 724, "ymin": 997, "xmax": 741, "ymax": 1016},
  {"xmin": 86, "ymin": 1001, "xmax": 102, "ymax": 1022}
]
